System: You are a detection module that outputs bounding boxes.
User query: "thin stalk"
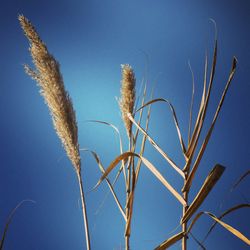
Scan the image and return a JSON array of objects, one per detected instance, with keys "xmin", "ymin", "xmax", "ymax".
[
  {"xmin": 125, "ymin": 136, "xmax": 133, "ymax": 250},
  {"xmin": 182, "ymin": 180, "xmax": 189, "ymax": 250},
  {"xmin": 77, "ymin": 171, "xmax": 91, "ymax": 250}
]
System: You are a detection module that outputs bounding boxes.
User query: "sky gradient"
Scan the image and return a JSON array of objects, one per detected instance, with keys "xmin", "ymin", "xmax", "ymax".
[{"xmin": 0, "ymin": 0, "xmax": 250, "ymax": 249}]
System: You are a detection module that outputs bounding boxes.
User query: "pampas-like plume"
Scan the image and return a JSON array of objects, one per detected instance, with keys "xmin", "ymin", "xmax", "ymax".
[
  {"xmin": 19, "ymin": 15, "xmax": 91, "ymax": 250},
  {"xmin": 119, "ymin": 64, "xmax": 136, "ymax": 138},
  {"xmin": 18, "ymin": 15, "xmax": 80, "ymax": 171}
]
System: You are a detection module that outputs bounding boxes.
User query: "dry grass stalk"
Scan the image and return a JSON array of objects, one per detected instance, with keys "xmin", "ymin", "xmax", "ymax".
[
  {"xmin": 19, "ymin": 15, "xmax": 91, "ymax": 250},
  {"xmin": 119, "ymin": 64, "xmax": 136, "ymax": 138},
  {"xmin": 119, "ymin": 64, "xmax": 136, "ymax": 250},
  {"xmin": 125, "ymin": 36, "xmax": 240, "ymax": 250},
  {"xmin": 18, "ymin": 15, "xmax": 80, "ymax": 171}
]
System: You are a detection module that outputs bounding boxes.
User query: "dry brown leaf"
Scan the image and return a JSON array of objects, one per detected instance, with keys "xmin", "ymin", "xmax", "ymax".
[
  {"xmin": 81, "ymin": 149, "xmax": 126, "ymax": 221},
  {"xmin": 135, "ymin": 98, "xmax": 187, "ymax": 157},
  {"xmin": 182, "ymin": 164, "xmax": 225, "ymax": 223},
  {"xmin": 187, "ymin": 211, "xmax": 250, "ymax": 246},
  {"xmin": 128, "ymin": 113, "xmax": 185, "ymax": 179},
  {"xmin": 183, "ymin": 57, "xmax": 237, "ymax": 192},
  {"xmin": 94, "ymin": 152, "xmax": 186, "ymax": 206},
  {"xmin": 154, "ymin": 232, "xmax": 184, "ymax": 250},
  {"xmin": 202, "ymin": 204, "xmax": 250, "ymax": 244}
]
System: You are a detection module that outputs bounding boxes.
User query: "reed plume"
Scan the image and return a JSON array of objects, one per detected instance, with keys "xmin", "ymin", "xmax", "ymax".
[
  {"xmin": 19, "ymin": 15, "xmax": 91, "ymax": 250},
  {"xmin": 119, "ymin": 64, "xmax": 136, "ymax": 138},
  {"xmin": 119, "ymin": 64, "xmax": 136, "ymax": 250},
  {"xmin": 18, "ymin": 14, "xmax": 80, "ymax": 171}
]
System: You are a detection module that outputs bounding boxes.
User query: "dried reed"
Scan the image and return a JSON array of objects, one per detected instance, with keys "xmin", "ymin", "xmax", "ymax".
[
  {"xmin": 19, "ymin": 15, "xmax": 91, "ymax": 250},
  {"xmin": 124, "ymin": 37, "xmax": 248, "ymax": 249},
  {"xmin": 18, "ymin": 15, "xmax": 80, "ymax": 171},
  {"xmin": 119, "ymin": 64, "xmax": 136, "ymax": 250},
  {"xmin": 92, "ymin": 66, "xmax": 152, "ymax": 250},
  {"xmin": 119, "ymin": 64, "xmax": 136, "ymax": 138},
  {"xmin": 18, "ymin": 15, "xmax": 249, "ymax": 249}
]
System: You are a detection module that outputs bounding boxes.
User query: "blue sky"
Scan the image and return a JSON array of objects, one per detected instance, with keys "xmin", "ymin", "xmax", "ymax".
[{"xmin": 0, "ymin": 0, "xmax": 249, "ymax": 249}]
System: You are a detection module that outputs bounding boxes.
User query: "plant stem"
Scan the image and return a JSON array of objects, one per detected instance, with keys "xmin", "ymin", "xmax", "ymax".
[
  {"xmin": 125, "ymin": 137, "xmax": 132, "ymax": 250},
  {"xmin": 182, "ymin": 186, "xmax": 189, "ymax": 250},
  {"xmin": 77, "ymin": 171, "xmax": 91, "ymax": 250},
  {"xmin": 125, "ymin": 235, "xmax": 130, "ymax": 250}
]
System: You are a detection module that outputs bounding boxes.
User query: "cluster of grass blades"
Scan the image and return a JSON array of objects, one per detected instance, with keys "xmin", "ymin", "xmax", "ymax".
[
  {"xmin": 18, "ymin": 14, "xmax": 250, "ymax": 250},
  {"xmin": 86, "ymin": 66, "xmax": 155, "ymax": 249},
  {"xmin": 93, "ymin": 35, "xmax": 250, "ymax": 249}
]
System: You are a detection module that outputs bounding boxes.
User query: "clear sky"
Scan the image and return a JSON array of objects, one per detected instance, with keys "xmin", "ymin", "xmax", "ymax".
[{"xmin": 0, "ymin": 0, "xmax": 249, "ymax": 249}]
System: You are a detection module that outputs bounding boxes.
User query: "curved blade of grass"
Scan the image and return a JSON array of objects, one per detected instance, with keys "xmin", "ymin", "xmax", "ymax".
[
  {"xmin": 220, "ymin": 169, "xmax": 250, "ymax": 210},
  {"xmin": 134, "ymin": 77, "xmax": 146, "ymax": 111},
  {"xmin": 187, "ymin": 20, "xmax": 218, "ymax": 157},
  {"xmin": 186, "ymin": 40, "xmax": 217, "ymax": 160},
  {"xmin": 187, "ymin": 61, "xmax": 195, "ymax": 145},
  {"xmin": 202, "ymin": 204, "xmax": 250, "ymax": 244},
  {"xmin": 0, "ymin": 200, "xmax": 35, "ymax": 250},
  {"xmin": 189, "ymin": 232, "xmax": 206, "ymax": 250},
  {"xmin": 135, "ymin": 83, "xmax": 154, "ymax": 183},
  {"xmin": 134, "ymin": 50, "xmax": 149, "ymax": 112},
  {"xmin": 128, "ymin": 113, "xmax": 185, "ymax": 179},
  {"xmin": 187, "ymin": 210, "xmax": 250, "ymax": 245},
  {"xmin": 186, "ymin": 48, "xmax": 212, "ymax": 158},
  {"xmin": 154, "ymin": 232, "xmax": 184, "ymax": 250},
  {"xmin": 93, "ymin": 152, "xmax": 186, "ymax": 206},
  {"xmin": 231, "ymin": 170, "xmax": 250, "ymax": 191},
  {"xmin": 135, "ymin": 98, "xmax": 187, "ymax": 157},
  {"xmin": 81, "ymin": 149, "xmax": 126, "ymax": 221},
  {"xmin": 184, "ymin": 54, "xmax": 208, "ymax": 171},
  {"xmin": 134, "ymin": 81, "xmax": 147, "ymax": 145},
  {"xmin": 183, "ymin": 57, "xmax": 237, "ymax": 192},
  {"xmin": 182, "ymin": 164, "xmax": 225, "ymax": 223},
  {"xmin": 125, "ymin": 86, "xmax": 154, "ymax": 237},
  {"xmin": 85, "ymin": 120, "xmax": 126, "ymax": 183}
]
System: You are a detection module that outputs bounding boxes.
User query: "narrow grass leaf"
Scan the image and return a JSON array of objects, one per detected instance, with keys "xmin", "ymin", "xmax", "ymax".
[
  {"xmin": 81, "ymin": 149, "xmax": 126, "ymax": 221},
  {"xmin": 186, "ymin": 46, "xmax": 212, "ymax": 158},
  {"xmin": 202, "ymin": 204, "xmax": 250, "ymax": 244},
  {"xmin": 186, "ymin": 38, "xmax": 218, "ymax": 161},
  {"xmin": 94, "ymin": 152, "xmax": 186, "ymax": 206},
  {"xmin": 128, "ymin": 113, "xmax": 185, "ymax": 179},
  {"xmin": 134, "ymin": 82, "xmax": 147, "ymax": 144},
  {"xmin": 0, "ymin": 200, "xmax": 35, "ymax": 250},
  {"xmin": 187, "ymin": 62, "xmax": 195, "ymax": 145},
  {"xmin": 125, "ymin": 86, "xmax": 154, "ymax": 237},
  {"xmin": 85, "ymin": 120, "xmax": 126, "ymax": 183},
  {"xmin": 182, "ymin": 164, "xmax": 225, "ymax": 223},
  {"xmin": 135, "ymin": 84, "xmax": 154, "ymax": 183},
  {"xmin": 184, "ymin": 54, "xmax": 208, "ymax": 171},
  {"xmin": 154, "ymin": 232, "xmax": 184, "ymax": 250},
  {"xmin": 189, "ymin": 232, "xmax": 206, "ymax": 250},
  {"xmin": 231, "ymin": 170, "xmax": 250, "ymax": 191},
  {"xmin": 183, "ymin": 57, "xmax": 237, "ymax": 192},
  {"xmin": 187, "ymin": 211, "xmax": 250, "ymax": 245},
  {"xmin": 135, "ymin": 98, "xmax": 187, "ymax": 157}
]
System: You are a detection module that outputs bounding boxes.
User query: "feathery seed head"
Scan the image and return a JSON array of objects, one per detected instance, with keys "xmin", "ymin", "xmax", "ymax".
[
  {"xmin": 119, "ymin": 64, "xmax": 136, "ymax": 138},
  {"xmin": 19, "ymin": 15, "xmax": 81, "ymax": 171}
]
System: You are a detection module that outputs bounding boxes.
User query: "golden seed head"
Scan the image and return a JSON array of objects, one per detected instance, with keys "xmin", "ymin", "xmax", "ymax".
[
  {"xmin": 19, "ymin": 15, "xmax": 81, "ymax": 171},
  {"xmin": 119, "ymin": 64, "xmax": 136, "ymax": 138}
]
